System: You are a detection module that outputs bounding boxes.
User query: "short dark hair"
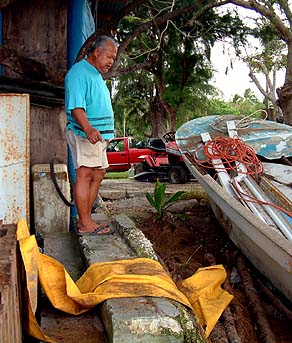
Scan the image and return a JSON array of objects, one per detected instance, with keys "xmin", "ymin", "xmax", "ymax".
[{"xmin": 88, "ymin": 35, "xmax": 117, "ymax": 53}]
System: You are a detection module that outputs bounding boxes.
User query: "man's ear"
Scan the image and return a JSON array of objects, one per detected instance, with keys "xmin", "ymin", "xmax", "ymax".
[{"xmin": 93, "ymin": 48, "xmax": 101, "ymax": 58}]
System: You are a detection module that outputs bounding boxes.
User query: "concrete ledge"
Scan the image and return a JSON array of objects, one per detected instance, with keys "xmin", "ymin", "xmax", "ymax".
[
  {"xmin": 112, "ymin": 214, "xmax": 158, "ymax": 260},
  {"xmin": 78, "ymin": 213, "xmax": 207, "ymax": 343}
]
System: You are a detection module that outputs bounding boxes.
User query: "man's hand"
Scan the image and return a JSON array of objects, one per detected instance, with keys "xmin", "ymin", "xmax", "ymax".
[
  {"xmin": 71, "ymin": 109, "xmax": 103, "ymax": 144},
  {"xmin": 84, "ymin": 126, "xmax": 103, "ymax": 144}
]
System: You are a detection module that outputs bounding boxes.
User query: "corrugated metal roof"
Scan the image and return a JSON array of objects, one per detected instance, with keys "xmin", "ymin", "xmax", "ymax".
[{"xmin": 92, "ymin": 0, "xmax": 128, "ymax": 29}]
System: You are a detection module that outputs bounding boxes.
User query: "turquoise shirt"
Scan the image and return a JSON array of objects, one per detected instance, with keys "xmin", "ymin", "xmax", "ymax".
[{"xmin": 65, "ymin": 59, "xmax": 115, "ymax": 140}]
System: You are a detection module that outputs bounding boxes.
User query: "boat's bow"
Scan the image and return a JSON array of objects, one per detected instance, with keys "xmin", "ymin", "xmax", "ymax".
[{"xmin": 176, "ymin": 115, "xmax": 292, "ymax": 302}]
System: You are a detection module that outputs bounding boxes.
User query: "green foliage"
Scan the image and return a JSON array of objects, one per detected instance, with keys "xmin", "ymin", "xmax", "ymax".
[
  {"xmin": 207, "ymin": 98, "xmax": 240, "ymax": 116},
  {"xmin": 250, "ymin": 21, "xmax": 287, "ymax": 71},
  {"xmin": 230, "ymin": 89, "xmax": 264, "ymax": 116},
  {"xmin": 113, "ymin": 0, "xmax": 250, "ymax": 135},
  {"xmin": 203, "ymin": 88, "xmax": 264, "ymax": 117},
  {"xmin": 146, "ymin": 179, "xmax": 185, "ymax": 221},
  {"xmin": 105, "ymin": 171, "xmax": 129, "ymax": 179},
  {"xmin": 112, "ymin": 70, "xmax": 153, "ymax": 138}
]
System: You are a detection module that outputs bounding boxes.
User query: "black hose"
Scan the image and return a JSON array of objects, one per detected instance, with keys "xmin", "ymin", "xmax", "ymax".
[{"xmin": 49, "ymin": 158, "xmax": 74, "ymax": 207}]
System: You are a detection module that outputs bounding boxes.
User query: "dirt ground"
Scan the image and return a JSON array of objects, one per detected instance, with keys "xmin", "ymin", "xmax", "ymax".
[{"xmin": 102, "ymin": 179, "xmax": 292, "ymax": 343}]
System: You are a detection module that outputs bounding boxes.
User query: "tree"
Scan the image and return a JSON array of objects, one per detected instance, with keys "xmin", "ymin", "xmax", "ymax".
[
  {"xmin": 238, "ymin": 21, "xmax": 286, "ymax": 121},
  {"xmin": 231, "ymin": 88, "xmax": 264, "ymax": 115},
  {"xmin": 218, "ymin": 0, "xmax": 292, "ymax": 125},
  {"xmin": 112, "ymin": 70, "xmax": 153, "ymax": 137},
  {"xmin": 108, "ymin": 1, "xmax": 247, "ymax": 135}
]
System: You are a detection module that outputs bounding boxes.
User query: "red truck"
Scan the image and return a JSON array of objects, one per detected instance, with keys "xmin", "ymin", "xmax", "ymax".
[{"xmin": 106, "ymin": 137, "xmax": 167, "ymax": 172}]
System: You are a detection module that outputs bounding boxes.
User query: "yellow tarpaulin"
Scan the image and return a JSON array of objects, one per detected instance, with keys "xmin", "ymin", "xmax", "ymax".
[{"xmin": 17, "ymin": 218, "xmax": 233, "ymax": 342}]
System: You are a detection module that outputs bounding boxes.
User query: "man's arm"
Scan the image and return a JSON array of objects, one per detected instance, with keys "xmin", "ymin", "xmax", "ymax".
[{"xmin": 72, "ymin": 108, "xmax": 103, "ymax": 144}]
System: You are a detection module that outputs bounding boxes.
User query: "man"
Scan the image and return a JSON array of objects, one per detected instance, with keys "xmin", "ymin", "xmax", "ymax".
[{"xmin": 65, "ymin": 35, "xmax": 118, "ymax": 234}]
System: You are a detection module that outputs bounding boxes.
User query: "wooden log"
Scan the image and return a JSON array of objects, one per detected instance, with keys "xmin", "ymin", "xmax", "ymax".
[
  {"xmin": 204, "ymin": 253, "xmax": 242, "ymax": 343},
  {"xmin": 236, "ymin": 255, "xmax": 276, "ymax": 343},
  {"xmin": 256, "ymin": 277, "xmax": 292, "ymax": 321}
]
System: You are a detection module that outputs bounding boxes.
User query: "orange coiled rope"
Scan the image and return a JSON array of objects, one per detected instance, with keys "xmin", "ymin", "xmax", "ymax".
[
  {"xmin": 193, "ymin": 136, "xmax": 292, "ymax": 221},
  {"xmin": 193, "ymin": 136, "xmax": 263, "ymax": 176}
]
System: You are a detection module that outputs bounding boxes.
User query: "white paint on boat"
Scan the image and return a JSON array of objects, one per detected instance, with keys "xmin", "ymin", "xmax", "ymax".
[{"xmin": 176, "ymin": 115, "xmax": 292, "ymax": 302}]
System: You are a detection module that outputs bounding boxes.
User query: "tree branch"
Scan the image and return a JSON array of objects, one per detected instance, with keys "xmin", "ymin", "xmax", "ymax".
[
  {"xmin": 78, "ymin": 0, "xmax": 229, "ymax": 69},
  {"xmin": 277, "ymin": 0, "xmax": 292, "ymax": 28},
  {"xmin": 248, "ymin": 68, "xmax": 272, "ymax": 101},
  {"xmin": 112, "ymin": 0, "xmax": 229, "ymax": 72},
  {"xmin": 188, "ymin": 0, "xmax": 229, "ymax": 26},
  {"xmin": 227, "ymin": 0, "xmax": 292, "ymax": 42},
  {"xmin": 75, "ymin": 0, "xmax": 149, "ymax": 62},
  {"xmin": 105, "ymin": 57, "xmax": 157, "ymax": 78}
]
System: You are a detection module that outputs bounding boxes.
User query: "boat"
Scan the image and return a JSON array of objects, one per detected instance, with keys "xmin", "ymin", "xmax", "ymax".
[{"xmin": 175, "ymin": 114, "xmax": 292, "ymax": 302}]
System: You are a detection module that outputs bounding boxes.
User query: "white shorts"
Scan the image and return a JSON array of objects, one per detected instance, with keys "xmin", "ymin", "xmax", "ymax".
[{"xmin": 66, "ymin": 129, "xmax": 109, "ymax": 169}]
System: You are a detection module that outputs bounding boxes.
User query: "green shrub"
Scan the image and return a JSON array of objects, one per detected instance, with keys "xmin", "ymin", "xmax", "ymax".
[{"xmin": 146, "ymin": 179, "xmax": 185, "ymax": 220}]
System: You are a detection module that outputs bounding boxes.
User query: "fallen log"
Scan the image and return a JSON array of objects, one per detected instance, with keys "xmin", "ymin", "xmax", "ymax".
[
  {"xmin": 236, "ymin": 255, "xmax": 276, "ymax": 343},
  {"xmin": 209, "ymin": 322, "xmax": 229, "ymax": 343},
  {"xmin": 204, "ymin": 253, "xmax": 242, "ymax": 343},
  {"xmin": 255, "ymin": 277, "xmax": 292, "ymax": 321}
]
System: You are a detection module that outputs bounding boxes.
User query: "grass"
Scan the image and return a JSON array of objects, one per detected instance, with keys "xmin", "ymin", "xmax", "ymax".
[{"xmin": 105, "ymin": 171, "xmax": 129, "ymax": 179}]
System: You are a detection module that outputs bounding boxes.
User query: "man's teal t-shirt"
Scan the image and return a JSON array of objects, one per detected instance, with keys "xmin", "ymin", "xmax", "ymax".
[{"xmin": 65, "ymin": 59, "xmax": 115, "ymax": 140}]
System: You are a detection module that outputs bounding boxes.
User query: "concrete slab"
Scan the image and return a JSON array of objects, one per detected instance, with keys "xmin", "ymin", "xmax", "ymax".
[
  {"xmin": 102, "ymin": 298, "xmax": 186, "ymax": 343},
  {"xmin": 78, "ymin": 213, "xmax": 207, "ymax": 343},
  {"xmin": 39, "ymin": 232, "xmax": 107, "ymax": 343},
  {"xmin": 38, "ymin": 180, "xmax": 207, "ymax": 343}
]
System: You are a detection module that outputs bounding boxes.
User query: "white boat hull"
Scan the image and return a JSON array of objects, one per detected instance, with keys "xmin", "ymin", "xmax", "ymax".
[{"xmin": 183, "ymin": 154, "xmax": 292, "ymax": 302}]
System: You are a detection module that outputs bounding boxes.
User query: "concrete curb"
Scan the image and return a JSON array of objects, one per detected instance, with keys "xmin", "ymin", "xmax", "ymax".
[{"xmin": 78, "ymin": 212, "xmax": 208, "ymax": 343}]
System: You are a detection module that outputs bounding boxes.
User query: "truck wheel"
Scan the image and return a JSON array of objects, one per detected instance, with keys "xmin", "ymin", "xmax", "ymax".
[
  {"xmin": 169, "ymin": 166, "xmax": 187, "ymax": 184},
  {"xmin": 135, "ymin": 162, "xmax": 148, "ymax": 175}
]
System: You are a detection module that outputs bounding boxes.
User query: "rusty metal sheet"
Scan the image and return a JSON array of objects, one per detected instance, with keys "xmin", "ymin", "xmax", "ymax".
[{"xmin": 0, "ymin": 94, "xmax": 30, "ymax": 224}]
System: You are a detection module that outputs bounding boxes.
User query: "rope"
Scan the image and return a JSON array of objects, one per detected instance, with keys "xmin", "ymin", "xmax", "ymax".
[
  {"xmin": 209, "ymin": 111, "xmax": 268, "ymax": 133},
  {"xmin": 232, "ymin": 179, "xmax": 292, "ymax": 219},
  {"xmin": 194, "ymin": 136, "xmax": 263, "ymax": 176},
  {"xmin": 193, "ymin": 136, "xmax": 292, "ymax": 220}
]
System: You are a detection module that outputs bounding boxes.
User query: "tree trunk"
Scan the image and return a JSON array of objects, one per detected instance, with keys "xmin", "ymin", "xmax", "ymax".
[
  {"xmin": 277, "ymin": 84, "xmax": 292, "ymax": 125},
  {"xmin": 149, "ymin": 95, "xmax": 166, "ymax": 137},
  {"xmin": 155, "ymin": 72, "xmax": 177, "ymax": 131},
  {"xmin": 276, "ymin": 40, "xmax": 292, "ymax": 126}
]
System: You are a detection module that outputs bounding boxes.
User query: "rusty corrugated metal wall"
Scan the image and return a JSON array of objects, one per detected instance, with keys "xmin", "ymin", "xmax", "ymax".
[
  {"xmin": 2, "ymin": 0, "xmax": 68, "ymax": 166},
  {"xmin": 0, "ymin": 94, "xmax": 30, "ymax": 224}
]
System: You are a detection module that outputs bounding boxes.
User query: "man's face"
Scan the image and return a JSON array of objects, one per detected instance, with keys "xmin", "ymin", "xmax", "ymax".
[{"xmin": 94, "ymin": 41, "xmax": 117, "ymax": 73}]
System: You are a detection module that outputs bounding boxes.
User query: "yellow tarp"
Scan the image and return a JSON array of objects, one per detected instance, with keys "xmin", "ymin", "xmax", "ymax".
[{"xmin": 17, "ymin": 218, "xmax": 233, "ymax": 342}]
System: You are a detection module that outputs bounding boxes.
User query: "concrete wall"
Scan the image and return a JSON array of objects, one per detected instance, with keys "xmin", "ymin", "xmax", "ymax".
[{"xmin": 29, "ymin": 106, "xmax": 67, "ymax": 165}]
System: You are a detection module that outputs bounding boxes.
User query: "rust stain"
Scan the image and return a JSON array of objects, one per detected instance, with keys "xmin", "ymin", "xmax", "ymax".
[
  {"xmin": 0, "ymin": 128, "xmax": 24, "ymax": 163},
  {"xmin": 4, "ymin": 199, "xmax": 22, "ymax": 225},
  {"xmin": 214, "ymin": 206, "xmax": 232, "ymax": 235},
  {"xmin": 0, "ymin": 94, "xmax": 30, "ymax": 224}
]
